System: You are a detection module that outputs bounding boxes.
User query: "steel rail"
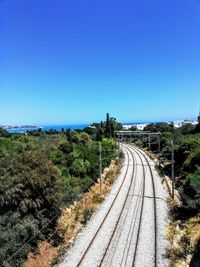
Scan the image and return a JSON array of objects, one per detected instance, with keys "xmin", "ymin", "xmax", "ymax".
[
  {"xmin": 76, "ymin": 145, "xmax": 132, "ymax": 267},
  {"xmin": 120, "ymin": 145, "xmax": 147, "ymax": 267},
  {"xmin": 98, "ymin": 145, "xmax": 137, "ymax": 266},
  {"xmin": 131, "ymin": 145, "xmax": 157, "ymax": 267},
  {"xmin": 127, "ymin": 145, "xmax": 146, "ymax": 267}
]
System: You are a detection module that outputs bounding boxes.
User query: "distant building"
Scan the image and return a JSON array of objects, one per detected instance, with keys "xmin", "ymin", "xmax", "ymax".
[
  {"xmin": 135, "ymin": 124, "xmax": 148, "ymax": 130},
  {"xmin": 122, "ymin": 123, "xmax": 148, "ymax": 131},
  {"xmin": 123, "ymin": 124, "xmax": 133, "ymax": 130},
  {"xmin": 173, "ymin": 119, "xmax": 198, "ymax": 128},
  {"xmin": 183, "ymin": 119, "xmax": 193, "ymax": 125},
  {"xmin": 191, "ymin": 121, "xmax": 198, "ymax": 126},
  {"xmin": 173, "ymin": 120, "xmax": 183, "ymax": 128}
]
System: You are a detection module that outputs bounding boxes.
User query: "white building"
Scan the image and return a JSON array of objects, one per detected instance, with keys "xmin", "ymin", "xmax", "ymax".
[
  {"xmin": 173, "ymin": 120, "xmax": 183, "ymax": 128},
  {"xmin": 123, "ymin": 124, "xmax": 134, "ymax": 130},
  {"xmin": 135, "ymin": 124, "xmax": 148, "ymax": 130},
  {"xmin": 173, "ymin": 120, "xmax": 198, "ymax": 128},
  {"xmin": 122, "ymin": 123, "xmax": 148, "ymax": 131},
  {"xmin": 191, "ymin": 121, "xmax": 198, "ymax": 126}
]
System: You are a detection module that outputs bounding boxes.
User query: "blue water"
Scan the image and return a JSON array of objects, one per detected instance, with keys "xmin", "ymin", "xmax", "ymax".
[
  {"xmin": 7, "ymin": 124, "xmax": 90, "ymax": 133},
  {"xmin": 6, "ymin": 121, "xmax": 158, "ymax": 133}
]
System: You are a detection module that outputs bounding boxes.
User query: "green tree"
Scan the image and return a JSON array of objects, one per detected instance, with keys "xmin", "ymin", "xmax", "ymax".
[
  {"xmin": 0, "ymin": 138, "xmax": 60, "ymax": 266},
  {"xmin": 193, "ymin": 111, "xmax": 200, "ymax": 133},
  {"xmin": 83, "ymin": 126, "xmax": 97, "ymax": 136},
  {"xmin": 96, "ymin": 127, "xmax": 104, "ymax": 141},
  {"xmin": 79, "ymin": 132, "xmax": 91, "ymax": 145},
  {"xmin": 144, "ymin": 122, "xmax": 174, "ymax": 133},
  {"xmin": 0, "ymin": 144, "xmax": 59, "ymax": 213},
  {"xmin": 59, "ymin": 141, "xmax": 73, "ymax": 154},
  {"xmin": 105, "ymin": 113, "xmax": 111, "ymax": 137},
  {"xmin": 70, "ymin": 131, "xmax": 80, "ymax": 143},
  {"xmin": 183, "ymin": 167, "xmax": 200, "ymax": 212},
  {"xmin": 0, "ymin": 129, "xmax": 10, "ymax": 138},
  {"xmin": 69, "ymin": 159, "xmax": 90, "ymax": 177}
]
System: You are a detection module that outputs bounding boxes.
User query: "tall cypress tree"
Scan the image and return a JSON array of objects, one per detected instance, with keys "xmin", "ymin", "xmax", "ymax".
[{"xmin": 105, "ymin": 113, "xmax": 111, "ymax": 137}]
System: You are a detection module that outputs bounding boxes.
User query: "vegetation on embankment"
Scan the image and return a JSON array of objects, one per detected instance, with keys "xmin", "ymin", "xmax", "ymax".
[
  {"xmin": 167, "ymin": 217, "xmax": 200, "ymax": 267},
  {"xmin": 133, "ymin": 118, "xmax": 200, "ymax": 266},
  {"xmin": 24, "ymin": 160, "xmax": 120, "ymax": 267},
  {"xmin": 0, "ymin": 114, "xmax": 122, "ymax": 267}
]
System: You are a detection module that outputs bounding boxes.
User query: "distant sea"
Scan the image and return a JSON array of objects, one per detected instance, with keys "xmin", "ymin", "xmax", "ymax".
[
  {"xmin": 6, "ymin": 121, "xmax": 170, "ymax": 133},
  {"xmin": 7, "ymin": 124, "xmax": 90, "ymax": 133}
]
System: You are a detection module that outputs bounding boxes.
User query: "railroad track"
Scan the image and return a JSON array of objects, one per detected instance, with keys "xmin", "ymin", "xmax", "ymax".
[
  {"xmin": 99, "ymin": 144, "xmax": 158, "ymax": 267},
  {"xmin": 76, "ymin": 145, "xmax": 135, "ymax": 267},
  {"xmin": 64, "ymin": 144, "xmax": 158, "ymax": 267},
  {"xmin": 130, "ymin": 145, "xmax": 157, "ymax": 267},
  {"xmin": 98, "ymin": 145, "xmax": 140, "ymax": 266}
]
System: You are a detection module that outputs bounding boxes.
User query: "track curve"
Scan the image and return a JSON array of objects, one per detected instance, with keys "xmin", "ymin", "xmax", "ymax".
[{"xmin": 60, "ymin": 143, "xmax": 169, "ymax": 267}]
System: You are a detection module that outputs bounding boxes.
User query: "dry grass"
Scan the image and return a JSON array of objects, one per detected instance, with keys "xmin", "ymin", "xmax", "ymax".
[
  {"xmin": 57, "ymin": 160, "xmax": 119, "ymax": 248},
  {"xmin": 139, "ymin": 149, "xmax": 200, "ymax": 267},
  {"xmin": 24, "ymin": 160, "xmax": 120, "ymax": 267},
  {"xmin": 166, "ymin": 217, "xmax": 200, "ymax": 267},
  {"xmin": 163, "ymin": 175, "xmax": 194, "ymax": 267},
  {"xmin": 162, "ymin": 175, "xmax": 181, "ymax": 208},
  {"xmin": 24, "ymin": 241, "xmax": 58, "ymax": 267}
]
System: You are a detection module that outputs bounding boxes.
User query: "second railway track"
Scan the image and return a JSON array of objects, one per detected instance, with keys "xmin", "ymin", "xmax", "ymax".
[
  {"xmin": 100, "ymin": 144, "xmax": 158, "ymax": 267},
  {"xmin": 76, "ymin": 145, "xmax": 135, "ymax": 267},
  {"xmin": 60, "ymin": 143, "xmax": 166, "ymax": 267},
  {"xmin": 130, "ymin": 145, "xmax": 158, "ymax": 267}
]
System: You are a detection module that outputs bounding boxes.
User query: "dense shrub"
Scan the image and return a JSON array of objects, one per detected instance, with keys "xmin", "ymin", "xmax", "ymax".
[
  {"xmin": 0, "ymin": 126, "xmax": 117, "ymax": 266},
  {"xmin": 69, "ymin": 159, "xmax": 90, "ymax": 176},
  {"xmin": 133, "ymin": 124, "xmax": 200, "ymax": 217},
  {"xmin": 0, "ymin": 139, "xmax": 60, "ymax": 266},
  {"xmin": 183, "ymin": 168, "xmax": 200, "ymax": 212},
  {"xmin": 58, "ymin": 141, "xmax": 73, "ymax": 154}
]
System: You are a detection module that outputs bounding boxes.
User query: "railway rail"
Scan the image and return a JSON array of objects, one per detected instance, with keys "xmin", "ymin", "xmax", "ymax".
[
  {"xmin": 130, "ymin": 145, "xmax": 157, "ymax": 267},
  {"xmin": 100, "ymin": 144, "xmax": 157, "ymax": 267},
  {"xmin": 76, "ymin": 145, "xmax": 134, "ymax": 266},
  {"xmin": 60, "ymin": 143, "xmax": 166, "ymax": 267}
]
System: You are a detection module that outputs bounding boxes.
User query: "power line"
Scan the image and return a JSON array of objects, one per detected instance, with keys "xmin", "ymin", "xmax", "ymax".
[
  {"xmin": 2, "ymin": 146, "xmax": 121, "ymax": 266},
  {"xmin": 2, "ymin": 209, "xmax": 62, "ymax": 267}
]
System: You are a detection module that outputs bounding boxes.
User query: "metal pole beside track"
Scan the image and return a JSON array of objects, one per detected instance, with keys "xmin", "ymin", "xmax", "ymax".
[
  {"xmin": 171, "ymin": 140, "xmax": 175, "ymax": 199},
  {"xmin": 99, "ymin": 142, "xmax": 102, "ymax": 195},
  {"xmin": 148, "ymin": 134, "xmax": 151, "ymax": 151},
  {"xmin": 158, "ymin": 135, "xmax": 161, "ymax": 167}
]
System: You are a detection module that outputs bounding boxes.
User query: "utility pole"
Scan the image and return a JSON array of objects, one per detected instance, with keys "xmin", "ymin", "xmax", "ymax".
[
  {"xmin": 117, "ymin": 134, "xmax": 120, "ymax": 167},
  {"xmin": 99, "ymin": 142, "xmax": 102, "ymax": 195},
  {"xmin": 171, "ymin": 140, "xmax": 175, "ymax": 199},
  {"xmin": 158, "ymin": 135, "xmax": 161, "ymax": 167},
  {"xmin": 148, "ymin": 134, "xmax": 151, "ymax": 151}
]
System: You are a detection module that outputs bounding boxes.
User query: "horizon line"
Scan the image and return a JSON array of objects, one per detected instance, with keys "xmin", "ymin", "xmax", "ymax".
[{"xmin": 1, "ymin": 117, "xmax": 197, "ymax": 127}]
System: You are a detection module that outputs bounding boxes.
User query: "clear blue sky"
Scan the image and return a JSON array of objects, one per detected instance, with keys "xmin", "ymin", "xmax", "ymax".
[{"xmin": 1, "ymin": 0, "xmax": 200, "ymax": 125}]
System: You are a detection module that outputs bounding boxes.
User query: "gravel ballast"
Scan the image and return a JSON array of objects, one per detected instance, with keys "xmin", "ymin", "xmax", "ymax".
[{"xmin": 59, "ymin": 144, "xmax": 169, "ymax": 267}]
